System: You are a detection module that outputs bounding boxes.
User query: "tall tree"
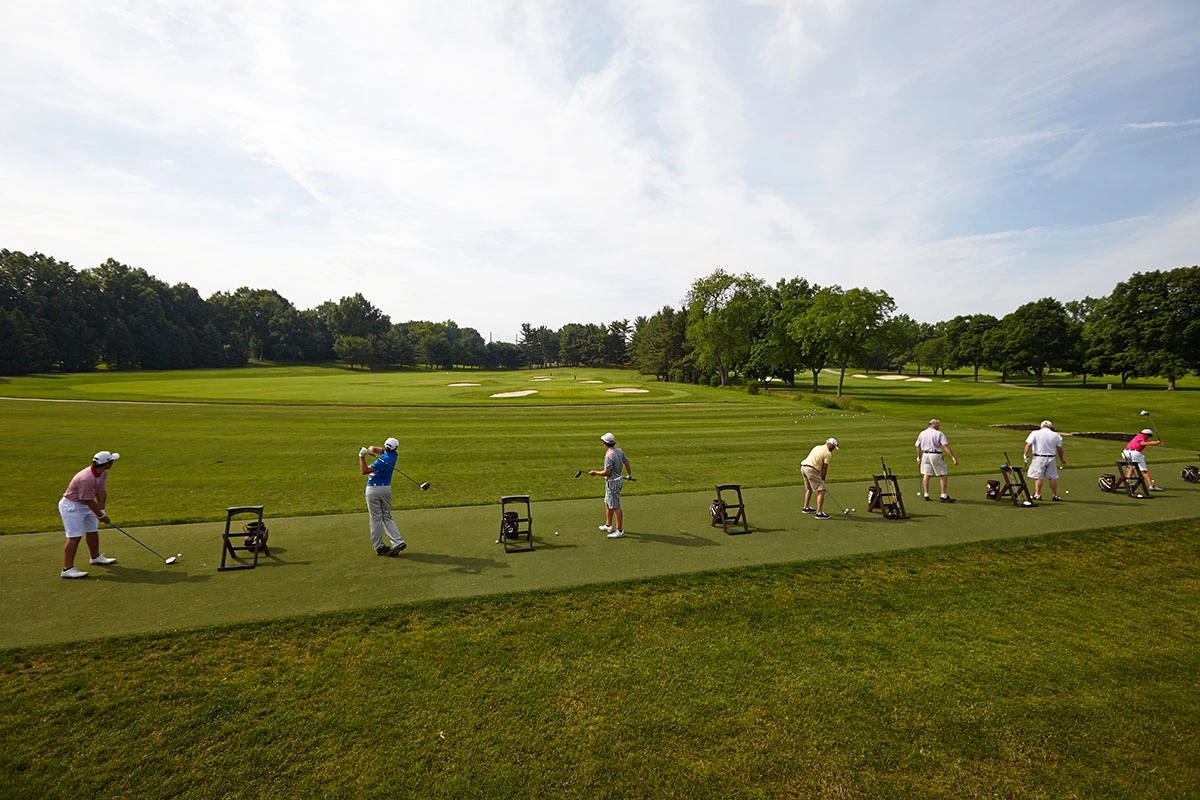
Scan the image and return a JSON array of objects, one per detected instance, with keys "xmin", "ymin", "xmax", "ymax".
[
  {"xmin": 792, "ymin": 286, "xmax": 895, "ymax": 397},
  {"xmin": 685, "ymin": 269, "xmax": 767, "ymax": 386},
  {"xmin": 944, "ymin": 314, "xmax": 999, "ymax": 382},
  {"xmin": 989, "ymin": 298, "xmax": 1076, "ymax": 386}
]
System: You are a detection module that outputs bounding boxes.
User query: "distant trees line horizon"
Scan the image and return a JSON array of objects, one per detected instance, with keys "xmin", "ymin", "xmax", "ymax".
[{"xmin": 2, "ymin": 249, "xmax": 1197, "ymax": 393}]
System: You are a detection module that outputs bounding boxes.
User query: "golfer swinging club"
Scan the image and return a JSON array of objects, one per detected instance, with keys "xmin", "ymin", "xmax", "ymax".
[
  {"xmin": 358, "ymin": 437, "xmax": 407, "ymax": 556},
  {"xmin": 590, "ymin": 432, "xmax": 632, "ymax": 539},
  {"xmin": 1122, "ymin": 428, "xmax": 1164, "ymax": 491},
  {"xmin": 58, "ymin": 451, "xmax": 121, "ymax": 579}
]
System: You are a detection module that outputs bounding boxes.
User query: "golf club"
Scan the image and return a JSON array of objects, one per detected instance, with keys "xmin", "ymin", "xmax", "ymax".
[
  {"xmin": 1140, "ymin": 410, "xmax": 1162, "ymax": 441},
  {"xmin": 396, "ymin": 469, "xmax": 430, "ymax": 491},
  {"xmin": 825, "ymin": 489, "xmax": 853, "ymax": 515},
  {"xmin": 574, "ymin": 470, "xmax": 636, "ymax": 481},
  {"xmin": 107, "ymin": 522, "xmax": 180, "ymax": 564}
]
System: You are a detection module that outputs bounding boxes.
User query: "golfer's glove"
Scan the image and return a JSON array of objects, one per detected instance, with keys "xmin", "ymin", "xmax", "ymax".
[{"xmin": 359, "ymin": 447, "xmax": 369, "ymax": 457}]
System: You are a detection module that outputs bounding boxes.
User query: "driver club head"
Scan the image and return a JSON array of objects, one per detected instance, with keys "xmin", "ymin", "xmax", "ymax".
[
  {"xmin": 574, "ymin": 470, "xmax": 583, "ymax": 478},
  {"xmin": 165, "ymin": 554, "xmax": 180, "ymax": 565},
  {"xmin": 419, "ymin": 482, "xmax": 430, "ymax": 491}
]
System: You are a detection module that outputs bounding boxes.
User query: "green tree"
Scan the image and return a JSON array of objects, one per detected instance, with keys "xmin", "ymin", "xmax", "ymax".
[
  {"xmin": 791, "ymin": 286, "xmax": 895, "ymax": 396},
  {"xmin": 333, "ymin": 335, "xmax": 373, "ymax": 370},
  {"xmin": 989, "ymin": 298, "xmax": 1076, "ymax": 386},
  {"xmin": 944, "ymin": 314, "xmax": 999, "ymax": 382},
  {"xmin": 685, "ymin": 269, "xmax": 767, "ymax": 386}
]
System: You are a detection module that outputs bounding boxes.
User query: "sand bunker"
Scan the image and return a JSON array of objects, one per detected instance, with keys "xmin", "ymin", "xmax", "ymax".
[
  {"xmin": 853, "ymin": 374, "xmax": 869, "ymax": 379},
  {"xmin": 531, "ymin": 376, "xmax": 553, "ymax": 381},
  {"xmin": 605, "ymin": 388, "xmax": 650, "ymax": 394},
  {"xmin": 579, "ymin": 380, "xmax": 602, "ymax": 384},
  {"xmin": 447, "ymin": 383, "xmax": 480, "ymax": 387},
  {"xmin": 490, "ymin": 390, "xmax": 538, "ymax": 398},
  {"xmin": 906, "ymin": 377, "xmax": 932, "ymax": 383},
  {"xmin": 875, "ymin": 375, "xmax": 910, "ymax": 380}
]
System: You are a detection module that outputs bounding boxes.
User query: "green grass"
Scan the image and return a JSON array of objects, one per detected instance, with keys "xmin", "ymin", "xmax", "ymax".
[
  {"xmin": 3, "ymin": 365, "xmax": 1199, "ymax": 797},
  {"xmin": 3, "ymin": 367, "xmax": 1197, "ymax": 534},
  {"xmin": 2, "ymin": 522, "xmax": 1197, "ymax": 798}
]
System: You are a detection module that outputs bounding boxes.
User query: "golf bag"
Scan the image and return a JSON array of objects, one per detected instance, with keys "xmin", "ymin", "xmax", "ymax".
[
  {"xmin": 501, "ymin": 511, "xmax": 520, "ymax": 537},
  {"xmin": 242, "ymin": 520, "xmax": 269, "ymax": 549},
  {"xmin": 1182, "ymin": 466, "xmax": 1200, "ymax": 484},
  {"xmin": 985, "ymin": 480, "xmax": 1001, "ymax": 501},
  {"xmin": 709, "ymin": 498, "xmax": 727, "ymax": 525},
  {"xmin": 866, "ymin": 486, "xmax": 880, "ymax": 509},
  {"xmin": 1097, "ymin": 474, "xmax": 1116, "ymax": 493}
]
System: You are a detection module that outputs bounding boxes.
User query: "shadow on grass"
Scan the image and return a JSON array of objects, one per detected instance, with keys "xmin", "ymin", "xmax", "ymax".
[
  {"xmin": 95, "ymin": 564, "xmax": 213, "ymax": 585},
  {"xmin": 620, "ymin": 530, "xmax": 720, "ymax": 547},
  {"xmin": 402, "ymin": 552, "xmax": 510, "ymax": 575}
]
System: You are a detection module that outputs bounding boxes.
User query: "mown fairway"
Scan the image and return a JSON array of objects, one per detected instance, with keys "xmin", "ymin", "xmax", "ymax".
[{"xmin": 1, "ymin": 366, "xmax": 1198, "ymax": 798}]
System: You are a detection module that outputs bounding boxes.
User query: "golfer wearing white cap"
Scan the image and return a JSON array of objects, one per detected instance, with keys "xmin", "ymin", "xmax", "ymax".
[
  {"xmin": 800, "ymin": 438, "xmax": 839, "ymax": 519},
  {"xmin": 58, "ymin": 451, "xmax": 121, "ymax": 579},
  {"xmin": 1023, "ymin": 421, "xmax": 1066, "ymax": 501},
  {"xmin": 358, "ymin": 437, "xmax": 407, "ymax": 556},
  {"xmin": 589, "ymin": 432, "xmax": 632, "ymax": 538},
  {"xmin": 1122, "ymin": 428, "xmax": 1163, "ymax": 491}
]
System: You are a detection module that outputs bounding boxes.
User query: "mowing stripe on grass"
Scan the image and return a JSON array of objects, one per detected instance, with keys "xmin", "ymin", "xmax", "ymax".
[{"xmin": 4, "ymin": 466, "xmax": 1198, "ymax": 649}]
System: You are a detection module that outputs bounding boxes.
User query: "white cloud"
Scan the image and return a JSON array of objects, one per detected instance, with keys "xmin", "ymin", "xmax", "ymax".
[{"xmin": 0, "ymin": 0, "xmax": 1197, "ymax": 338}]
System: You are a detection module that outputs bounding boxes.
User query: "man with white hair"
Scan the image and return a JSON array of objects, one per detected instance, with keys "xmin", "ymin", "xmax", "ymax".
[
  {"xmin": 1023, "ymin": 420, "xmax": 1066, "ymax": 501},
  {"xmin": 915, "ymin": 419, "xmax": 959, "ymax": 503},
  {"xmin": 359, "ymin": 437, "xmax": 407, "ymax": 556},
  {"xmin": 58, "ymin": 451, "xmax": 121, "ymax": 579},
  {"xmin": 801, "ymin": 437, "xmax": 839, "ymax": 520}
]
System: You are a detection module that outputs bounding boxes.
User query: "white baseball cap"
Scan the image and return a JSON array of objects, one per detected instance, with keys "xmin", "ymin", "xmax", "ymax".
[
  {"xmin": 93, "ymin": 451, "xmax": 120, "ymax": 465},
  {"xmin": 601, "ymin": 432, "xmax": 616, "ymax": 444},
  {"xmin": 1040, "ymin": 420, "xmax": 1054, "ymax": 428},
  {"xmin": 928, "ymin": 419, "xmax": 940, "ymax": 426},
  {"xmin": 384, "ymin": 437, "xmax": 399, "ymax": 451},
  {"xmin": 1141, "ymin": 428, "xmax": 1153, "ymax": 435},
  {"xmin": 826, "ymin": 437, "xmax": 839, "ymax": 449}
]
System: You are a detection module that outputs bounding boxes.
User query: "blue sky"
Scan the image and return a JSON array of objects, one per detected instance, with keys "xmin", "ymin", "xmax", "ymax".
[{"xmin": 1, "ymin": 0, "xmax": 1197, "ymax": 341}]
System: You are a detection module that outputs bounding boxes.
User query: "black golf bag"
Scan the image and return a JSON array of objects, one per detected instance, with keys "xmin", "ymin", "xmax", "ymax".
[
  {"xmin": 1097, "ymin": 474, "xmax": 1116, "ymax": 493},
  {"xmin": 710, "ymin": 498, "xmax": 727, "ymax": 525},
  {"xmin": 242, "ymin": 520, "xmax": 269, "ymax": 549},
  {"xmin": 985, "ymin": 479, "xmax": 1001, "ymax": 500},
  {"xmin": 1182, "ymin": 466, "xmax": 1200, "ymax": 484}
]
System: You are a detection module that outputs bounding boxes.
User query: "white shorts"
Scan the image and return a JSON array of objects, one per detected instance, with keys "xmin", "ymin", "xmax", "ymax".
[
  {"xmin": 920, "ymin": 453, "xmax": 948, "ymax": 477},
  {"xmin": 1122, "ymin": 450, "xmax": 1148, "ymax": 471},
  {"xmin": 1026, "ymin": 456, "xmax": 1058, "ymax": 480},
  {"xmin": 58, "ymin": 497, "xmax": 98, "ymax": 538}
]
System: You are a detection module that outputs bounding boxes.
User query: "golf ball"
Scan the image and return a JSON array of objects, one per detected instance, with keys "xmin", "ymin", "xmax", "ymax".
[
  {"xmin": 555, "ymin": 531, "xmax": 560, "ymax": 536},
  {"xmin": 1065, "ymin": 490, "xmax": 1069, "ymax": 494},
  {"xmin": 495, "ymin": 539, "xmax": 500, "ymax": 544},
  {"xmin": 851, "ymin": 508, "xmax": 856, "ymax": 512}
]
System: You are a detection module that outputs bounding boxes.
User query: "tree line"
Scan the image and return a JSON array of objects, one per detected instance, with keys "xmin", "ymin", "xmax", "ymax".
[
  {"xmin": 628, "ymin": 265, "xmax": 1199, "ymax": 393},
  {"xmin": 2, "ymin": 249, "xmax": 1196, "ymax": 390}
]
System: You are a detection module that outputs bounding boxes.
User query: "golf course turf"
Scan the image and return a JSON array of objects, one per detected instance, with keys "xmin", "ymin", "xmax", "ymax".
[{"xmin": 1, "ymin": 366, "xmax": 1197, "ymax": 798}]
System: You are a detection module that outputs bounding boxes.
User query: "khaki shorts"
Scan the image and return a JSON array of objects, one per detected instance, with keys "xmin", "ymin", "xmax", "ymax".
[
  {"xmin": 802, "ymin": 465, "xmax": 825, "ymax": 493},
  {"xmin": 920, "ymin": 453, "xmax": 948, "ymax": 477}
]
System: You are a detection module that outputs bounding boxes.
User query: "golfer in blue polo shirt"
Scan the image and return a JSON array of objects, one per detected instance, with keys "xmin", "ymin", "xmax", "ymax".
[{"xmin": 358, "ymin": 437, "xmax": 407, "ymax": 556}]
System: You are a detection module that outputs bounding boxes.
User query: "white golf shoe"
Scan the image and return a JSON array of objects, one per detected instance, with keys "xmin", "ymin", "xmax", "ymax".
[
  {"xmin": 598, "ymin": 524, "xmax": 613, "ymax": 533},
  {"xmin": 89, "ymin": 554, "xmax": 117, "ymax": 565},
  {"xmin": 606, "ymin": 530, "xmax": 625, "ymax": 539},
  {"xmin": 61, "ymin": 567, "xmax": 89, "ymax": 579}
]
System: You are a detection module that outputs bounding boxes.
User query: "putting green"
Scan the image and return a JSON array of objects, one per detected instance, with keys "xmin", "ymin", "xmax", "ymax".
[{"xmin": 3, "ymin": 465, "xmax": 1198, "ymax": 649}]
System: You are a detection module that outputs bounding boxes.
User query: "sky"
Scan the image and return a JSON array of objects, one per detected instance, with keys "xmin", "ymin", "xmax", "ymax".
[{"xmin": 2, "ymin": 0, "xmax": 1198, "ymax": 341}]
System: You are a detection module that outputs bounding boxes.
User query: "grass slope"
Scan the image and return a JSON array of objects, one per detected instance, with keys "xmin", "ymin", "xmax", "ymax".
[{"xmin": 2, "ymin": 522, "xmax": 1197, "ymax": 799}]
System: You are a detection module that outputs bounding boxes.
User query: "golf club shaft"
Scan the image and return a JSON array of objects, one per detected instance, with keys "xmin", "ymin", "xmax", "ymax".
[
  {"xmin": 395, "ymin": 468, "xmax": 426, "ymax": 488},
  {"xmin": 108, "ymin": 522, "xmax": 168, "ymax": 560}
]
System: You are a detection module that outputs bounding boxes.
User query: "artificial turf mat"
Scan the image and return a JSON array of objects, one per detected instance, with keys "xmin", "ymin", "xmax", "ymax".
[{"xmin": 3, "ymin": 464, "xmax": 1198, "ymax": 649}]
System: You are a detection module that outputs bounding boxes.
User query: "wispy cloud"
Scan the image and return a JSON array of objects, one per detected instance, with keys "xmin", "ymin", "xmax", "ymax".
[{"xmin": 0, "ymin": 0, "xmax": 1197, "ymax": 335}]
